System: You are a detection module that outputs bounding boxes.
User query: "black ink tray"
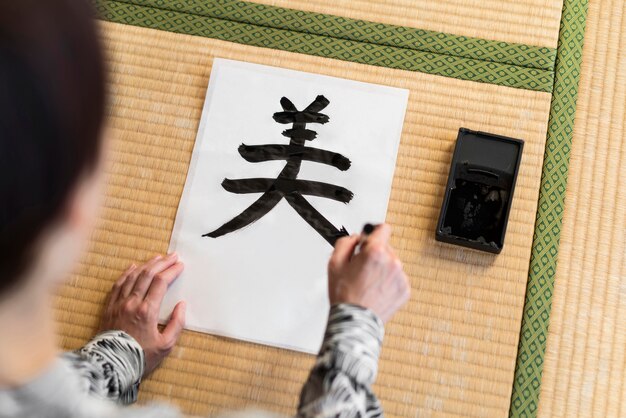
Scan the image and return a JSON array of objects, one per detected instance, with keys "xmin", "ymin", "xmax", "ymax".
[{"xmin": 435, "ymin": 128, "xmax": 524, "ymax": 254}]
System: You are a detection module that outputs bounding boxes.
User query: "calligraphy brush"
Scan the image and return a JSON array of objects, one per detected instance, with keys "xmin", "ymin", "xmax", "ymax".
[{"xmin": 356, "ymin": 223, "xmax": 378, "ymax": 253}]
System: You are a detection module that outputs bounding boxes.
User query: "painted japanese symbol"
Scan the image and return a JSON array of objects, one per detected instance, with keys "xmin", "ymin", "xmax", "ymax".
[{"xmin": 203, "ymin": 95, "xmax": 352, "ymax": 246}]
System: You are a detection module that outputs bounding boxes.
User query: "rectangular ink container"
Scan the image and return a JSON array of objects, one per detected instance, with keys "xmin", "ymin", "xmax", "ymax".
[{"xmin": 435, "ymin": 128, "xmax": 524, "ymax": 254}]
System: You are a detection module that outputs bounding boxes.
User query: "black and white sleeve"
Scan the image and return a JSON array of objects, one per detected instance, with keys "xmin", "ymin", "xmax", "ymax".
[
  {"xmin": 297, "ymin": 303, "xmax": 385, "ymax": 418},
  {"xmin": 62, "ymin": 330, "xmax": 145, "ymax": 405}
]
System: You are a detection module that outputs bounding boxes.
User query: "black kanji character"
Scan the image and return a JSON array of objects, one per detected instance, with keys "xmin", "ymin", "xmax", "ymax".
[{"xmin": 203, "ymin": 95, "xmax": 352, "ymax": 246}]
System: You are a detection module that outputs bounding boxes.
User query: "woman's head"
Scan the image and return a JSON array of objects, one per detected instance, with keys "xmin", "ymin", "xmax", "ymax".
[{"xmin": 0, "ymin": 0, "xmax": 106, "ymax": 296}]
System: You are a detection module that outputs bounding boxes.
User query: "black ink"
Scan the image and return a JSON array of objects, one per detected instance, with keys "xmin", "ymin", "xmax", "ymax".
[
  {"xmin": 443, "ymin": 178, "xmax": 507, "ymax": 243},
  {"xmin": 273, "ymin": 111, "xmax": 329, "ymax": 124},
  {"xmin": 281, "ymin": 128, "xmax": 317, "ymax": 140},
  {"xmin": 435, "ymin": 128, "xmax": 524, "ymax": 254},
  {"xmin": 204, "ymin": 191, "xmax": 282, "ymax": 239},
  {"xmin": 204, "ymin": 95, "xmax": 352, "ymax": 246},
  {"xmin": 272, "ymin": 96, "xmax": 331, "ymax": 125},
  {"xmin": 221, "ymin": 178, "xmax": 353, "ymax": 203},
  {"xmin": 238, "ymin": 144, "xmax": 351, "ymax": 170},
  {"xmin": 284, "ymin": 193, "xmax": 349, "ymax": 245}
]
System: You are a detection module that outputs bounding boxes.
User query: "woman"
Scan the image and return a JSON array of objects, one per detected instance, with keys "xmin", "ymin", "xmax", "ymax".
[{"xmin": 0, "ymin": 1, "xmax": 410, "ymax": 417}]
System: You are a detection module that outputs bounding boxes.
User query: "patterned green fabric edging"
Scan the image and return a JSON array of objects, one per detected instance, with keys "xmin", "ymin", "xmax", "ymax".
[
  {"xmin": 95, "ymin": 0, "xmax": 556, "ymax": 92},
  {"xmin": 509, "ymin": 0, "xmax": 588, "ymax": 416}
]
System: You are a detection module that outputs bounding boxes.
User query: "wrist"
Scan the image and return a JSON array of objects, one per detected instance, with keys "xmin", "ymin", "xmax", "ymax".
[
  {"xmin": 83, "ymin": 330, "xmax": 146, "ymax": 402},
  {"xmin": 327, "ymin": 303, "xmax": 384, "ymax": 344},
  {"xmin": 329, "ymin": 303, "xmax": 384, "ymax": 328},
  {"xmin": 320, "ymin": 304, "xmax": 384, "ymax": 385}
]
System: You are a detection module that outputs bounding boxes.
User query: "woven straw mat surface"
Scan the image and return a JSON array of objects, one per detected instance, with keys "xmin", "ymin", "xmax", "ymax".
[
  {"xmin": 537, "ymin": 0, "xmax": 626, "ymax": 416},
  {"xmin": 54, "ymin": 21, "xmax": 553, "ymax": 418}
]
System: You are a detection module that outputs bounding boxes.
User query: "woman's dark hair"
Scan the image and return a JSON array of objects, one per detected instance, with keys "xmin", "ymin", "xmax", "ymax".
[{"xmin": 0, "ymin": 0, "xmax": 106, "ymax": 294}]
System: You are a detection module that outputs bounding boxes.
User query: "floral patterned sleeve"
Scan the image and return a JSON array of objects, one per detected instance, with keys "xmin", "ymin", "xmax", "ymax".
[
  {"xmin": 297, "ymin": 303, "xmax": 385, "ymax": 418},
  {"xmin": 52, "ymin": 305, "xmax": 384, "ymax": 418},
  {"xmin": 62, "ymin": 330, "xmax": 145, "ymax": 405}
]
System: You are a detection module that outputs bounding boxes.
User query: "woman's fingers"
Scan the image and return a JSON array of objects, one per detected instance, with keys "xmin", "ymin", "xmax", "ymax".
[
  {"xmin": 131, "ymin": 253, "xmax": 179, "ymax": 300},
  {"xmin": 109, "ymin": 263, "xmax": 137, "ymax": 304},
  {"xmin": 101, "ymin": 254, "xmax": 186, "ymax": 376},
  {"xmin": 361, "ymin": 223, "xmax": 391, "ymax": 250},
  {"xmin": 327, "ymin": 224, "xmax": 409, "ymax": 323},
  {"xmin": 161, "ymin": 301, "xmax": 186, "ymax": 350},
  {"xmin": 329, "ymin": 235, "xmax": 360, "ymax": 273},
  {"xmin": 145, "ymin": 261, "xmax": 184, "ymax": 305},
  {"xmin": 120, "ymin": 255, "xmax": 161, "ymax": 298}
]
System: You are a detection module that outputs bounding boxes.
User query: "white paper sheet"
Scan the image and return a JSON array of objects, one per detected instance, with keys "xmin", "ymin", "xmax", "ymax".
[{"xmin": 160, "ymin": 59, "xmax": 408, "ymax": 353}]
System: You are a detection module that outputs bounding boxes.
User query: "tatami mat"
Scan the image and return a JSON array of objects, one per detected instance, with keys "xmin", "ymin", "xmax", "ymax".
[
  {"xmin": 537, "ymin": 0, "xmax": 626, "ymax": 416},
  {"xmin": 53, "ymin": 18, "xmax": 553, "ymax": 417},
  {"xmin": 252, "ymin": 0, "xmax": 563, "ymax": 47}
]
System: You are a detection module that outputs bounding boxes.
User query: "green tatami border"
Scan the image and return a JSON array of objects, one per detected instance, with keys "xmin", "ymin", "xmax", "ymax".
[
  {"xmin": 95, "ymin": 0, "xmax": 556, "ymax": 92},
  {"xmin": 509, "ymin": 0, "xmax": 588, "ymax": 416}
]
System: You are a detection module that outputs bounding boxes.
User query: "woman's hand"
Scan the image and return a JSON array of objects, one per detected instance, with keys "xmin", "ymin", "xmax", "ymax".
[
  {"xmin": 101, "ymin": 253, "xmax": 186, "ymax": 376},
  {"xmin": 328, "ymin": 224, "xmax": 410, "ymax": 323}
]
